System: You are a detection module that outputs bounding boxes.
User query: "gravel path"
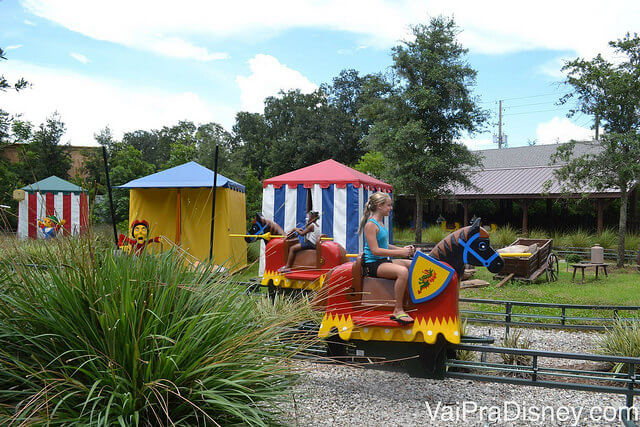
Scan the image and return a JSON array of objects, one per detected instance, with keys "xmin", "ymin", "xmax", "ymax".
[{"xmin": 283, "ymin": 327, "xmax": 640, "ymax": 426}]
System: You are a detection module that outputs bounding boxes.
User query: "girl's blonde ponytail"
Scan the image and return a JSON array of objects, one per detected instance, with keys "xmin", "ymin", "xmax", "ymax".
[{"xmin": 358, "ymin": 192, "xmax": 391, "ymax": 234}]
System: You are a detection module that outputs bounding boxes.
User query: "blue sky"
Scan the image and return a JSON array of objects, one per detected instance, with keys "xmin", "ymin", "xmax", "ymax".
[{"xmin": 1, "ymin": 0, "xmax": 638, "ymax": 149}]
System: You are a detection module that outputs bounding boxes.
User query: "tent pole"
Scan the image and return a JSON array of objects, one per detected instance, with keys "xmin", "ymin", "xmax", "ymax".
[
  {"xmin": 209, "ymin": 146, "xmax": 219, "ymax": 262},
  {"xmin": 102, "ymin": 146, "xmax": 118, "ymax": 246}
]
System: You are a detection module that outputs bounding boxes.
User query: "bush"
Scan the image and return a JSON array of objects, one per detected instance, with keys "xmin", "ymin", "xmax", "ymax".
[
  {"xmin": 247, "ymin": 240, "xmax": 261, "ymax": 262},
  {"xmin": 0, "ymin": 237, "xmax": 313, "ymax": 425},
  {"xmin": 490, "ymin": 225, "xmax": 518, "ymax": 248},
  {"xmin": 597, "ymin": 317, "xmax": 640, "ymax": 373},
  {"xmin": 424, "ymin": 225, "xmax": 446, "ymax": 243},
  {"xmin": 564, "ymin": 228, "xmax": 594, "ymax": 248},
  {"xmin": 596, "ymin": 228, "xmax": 618, "ymax": 249},
  {"xmin": 625, "ymin": 231, "xmax": 640, "ymax": 251},
  {"xmin": 565, "ymin": 254, "xmax": 583, "ymax": 264},
  {"xmin": 501, "ymin": 329, "xmax": 532, "ymax": 373}
]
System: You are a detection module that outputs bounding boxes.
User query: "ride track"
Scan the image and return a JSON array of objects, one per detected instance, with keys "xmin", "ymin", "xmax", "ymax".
[{"xmin": 240, "ymin": 279, "xmax": 640, "ymax": 423}]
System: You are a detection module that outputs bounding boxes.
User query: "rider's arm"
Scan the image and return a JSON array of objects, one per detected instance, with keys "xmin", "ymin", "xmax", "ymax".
[
  {"xmin": 364, "ymin": 222, "xmax": 411, "ymax": 258},
  {"xmin": 297, "ymin": 223, "xmax": 314, "ymax": 236}
]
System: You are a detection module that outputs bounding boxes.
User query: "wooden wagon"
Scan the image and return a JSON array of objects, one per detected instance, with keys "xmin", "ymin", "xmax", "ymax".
[{"xmin": 493, "ymin": 238, "xmax": 559, "ymax": 283}]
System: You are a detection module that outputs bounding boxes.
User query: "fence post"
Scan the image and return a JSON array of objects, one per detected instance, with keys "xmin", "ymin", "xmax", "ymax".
[
  {"xmin": 625, "ymin": 363, "xmax": 635, "ymax": 421},
  {"xmin": 561, "ymin": 307, "xmax": 566, "ymax": 326},
  {"xmin": 505, "ymin": 302, "xmax": 512, "ymax": 337}
]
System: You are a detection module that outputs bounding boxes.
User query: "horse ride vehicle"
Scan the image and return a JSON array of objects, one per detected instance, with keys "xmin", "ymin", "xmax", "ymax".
[{"xmin": 316, "ymin": 218, "xmax": 504, "ymax": 378}]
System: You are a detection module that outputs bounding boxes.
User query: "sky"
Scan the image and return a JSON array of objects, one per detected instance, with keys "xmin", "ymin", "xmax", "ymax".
[{"xmin": 1, "ymin": 0, "xmax": 639, "ymax": 151}]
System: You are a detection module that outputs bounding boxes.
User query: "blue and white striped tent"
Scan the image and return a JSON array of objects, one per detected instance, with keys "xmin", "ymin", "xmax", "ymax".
[{"xmin": 259, "ymin": 159, "xmax": 393, "ymax": 274}]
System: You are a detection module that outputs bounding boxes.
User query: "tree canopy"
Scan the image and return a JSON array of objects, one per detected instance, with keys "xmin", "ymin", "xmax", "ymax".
[
  {"xmin": 360, "ymin": 16, "xmax": 486, "ymax": 241},
  {"xmin": 554, "ymin": 33, "xmax": 640, "ymax": 266}
]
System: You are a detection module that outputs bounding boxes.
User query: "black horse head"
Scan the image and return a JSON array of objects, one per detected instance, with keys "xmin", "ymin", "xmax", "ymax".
[
  {"xmin": 429, "ymin": 217, "xmax": 504, "ymax": 279},
  {"xmin": 245, "ymin": 213, "xmax": 285, "ymax": 243}
]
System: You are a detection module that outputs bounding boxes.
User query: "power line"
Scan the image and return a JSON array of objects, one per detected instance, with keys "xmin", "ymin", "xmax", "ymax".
[
  {"xmin": 499, "ymin": 92, "xmax": 572, "ymax": 102},
  {"xmin": 504, "ymin": 100, "xmax": 560, "ymax": 109},
  {"xmin": 502, "ymin": 108, "xmax": 565, "ymax": 116}
]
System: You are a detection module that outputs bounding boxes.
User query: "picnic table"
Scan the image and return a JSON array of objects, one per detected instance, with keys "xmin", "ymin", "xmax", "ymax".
[{"xmin": 571, "ymin": 263, "xmax": 610, "ymax": 283}]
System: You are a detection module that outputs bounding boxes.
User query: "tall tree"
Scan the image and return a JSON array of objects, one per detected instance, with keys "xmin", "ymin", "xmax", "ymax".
[
  {"xmin": 553, "ymin": 33, "xmax": 640, "ymax": 266},
  {"xmin": 232, "ymin": 112, "xmax": 273, "ymax": 180},
  {"xmin": 360, "ymin": 16, "xmax": 486, "ymax": 242},
  {"xmin": 18, "ymin": 113, "xmax": 71, "ymax": 182},
  {"xmin": 0, "ymin": 47, "xmax": 30, "ymax": 228}
]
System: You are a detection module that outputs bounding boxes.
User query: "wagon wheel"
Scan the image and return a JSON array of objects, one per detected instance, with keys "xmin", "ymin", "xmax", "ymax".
[{"xmin": 546, "ymin": 252, "xmax": 559, "ymax": 282}]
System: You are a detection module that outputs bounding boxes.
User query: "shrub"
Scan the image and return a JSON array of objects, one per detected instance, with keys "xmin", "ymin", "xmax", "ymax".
[
  {"xmin": 501, "ymin": 329, "xmax": 532, "ymax": 370},
  {"xmin": 596, "ymin": 228, "xmax": 618, "ymax": 249},
  {"xmin": 247, "ymin": 240, "xmax": 261, "ymax": 262},
  {"xmin": 565, "ymin": 254, "xmax": 583, "ymax": 264},
  {"xmin": 528, "ymin": 228, "xmax": 550, "ymax": 239},
  {"xmin": 625, "ymin": 231, "xmax": 640, "ymax": 251},
  {"xmin": 597, "ymin": 317, "xmax": 640, "ymax": 373},
  {"xmin": 0, "ymin": 237, "xmax": 313, "ymax": 425},
  {"xmin": 424, "ymin": 225, "xmax": 446, "ymax": 243},
  {"xmin": 491, "ymin": 225, "xmax": 518, "ymax": 248},
  {"xmin": 564, "ymin": 228, "xmax": 594, "ymax": 248}
]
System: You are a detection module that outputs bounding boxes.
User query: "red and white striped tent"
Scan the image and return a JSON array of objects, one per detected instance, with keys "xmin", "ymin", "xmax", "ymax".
[{"xmin": 16, "ymin": 176, "xmax": 89, "ymax": 239}]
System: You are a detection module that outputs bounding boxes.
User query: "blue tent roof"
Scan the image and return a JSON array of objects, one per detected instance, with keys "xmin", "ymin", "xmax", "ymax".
[{"xmin": 116, "ymin": 161, "xmax": 245, "ymax": 192}]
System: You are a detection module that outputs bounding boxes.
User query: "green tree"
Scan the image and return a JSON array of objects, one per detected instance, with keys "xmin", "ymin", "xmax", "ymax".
[
  {"xmin": 122, "ymin": 129, "xmax": 165, "ymax": 170},
  {"xmin": 232, "ymin": 112, "xmax": 272, "ymax": 180},
  {"xmin": 360, "ymin": 16, "xmax": 486, "ymax": 242},
  {"xmin": 110, "ymin": 145, "xmax": 155, "ymax": 224},
  {"xmin": 553, "ymin": 33, "xmax": 640, "ymax": 266},
  {"xmin": 0, "ymin": 47, "xmax": 29, "ymax": 93},
  {"xmin": 18, "ymin": 113, "xmax": 71, "ymax": 182},
  {"xmin": 354, "ymin": 151, "xmax": 386, "ymax": 179},
  {"xmin": 0, "ymin": 47, "xmax": 29, "ymax": 229}
]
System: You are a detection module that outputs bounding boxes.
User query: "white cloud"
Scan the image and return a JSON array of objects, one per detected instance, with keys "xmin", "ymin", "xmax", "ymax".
[
  {"xmin": 236, "ymin": 54, "xmax": 318, "ymax": 113},
  {"xmin": 70, "ymin": 52, "xmax": 89, "ymax": 64},
  {"xmin": 536, "ymin": 117, "xmax": 594, "ymax": 145},
  {"xmin": 20, "ymin": 0, "xmax": 640, "ymax": 57},
  {"xmin": 2, "ymin": 60, "xmax": 236, "ymax": 145},
  {"xmin": 23, "ymin": 19, "xmax": 36, "ymax": 26},
  {"xmin": 538, "ymin": 56, "xmax": 573, "ymax": 79},
  {"xmin": 6, "ymin": 45, "xmax": 23, "ymax": 51}
]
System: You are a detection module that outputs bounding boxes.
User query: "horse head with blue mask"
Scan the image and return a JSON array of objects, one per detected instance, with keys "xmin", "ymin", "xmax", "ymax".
[
  {"xmin": 429, "ymin": 217, "xmax": 504, "ymax": 279},
  {"xmin": 245, "ymin": 213, "xmax": 285, "ymax": 243}
]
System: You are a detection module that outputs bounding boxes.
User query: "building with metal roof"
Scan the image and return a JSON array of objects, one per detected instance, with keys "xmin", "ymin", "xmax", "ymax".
[{"xmin": 443, "ymin": 141, "xmax": 628, "ymax": 234}]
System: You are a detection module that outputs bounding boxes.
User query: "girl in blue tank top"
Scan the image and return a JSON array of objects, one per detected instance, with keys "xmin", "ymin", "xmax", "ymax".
[{"xmin": 359, "ymin": 192, "xmax": 416, "ymax": 324}]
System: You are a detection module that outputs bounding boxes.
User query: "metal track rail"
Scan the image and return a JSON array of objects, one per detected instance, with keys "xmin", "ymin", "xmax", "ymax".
[
  {"xmin": 460, "ymin": 297, "xmax": 640, "ymax": 333},
  {"xmin": 448, "ymin": 344, "xmax": 640, "ymax": 421}
]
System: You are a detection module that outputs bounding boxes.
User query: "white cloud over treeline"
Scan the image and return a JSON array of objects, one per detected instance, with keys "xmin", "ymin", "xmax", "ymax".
[{"xmin": 22, "ymin": 0, "xmax": 640, "ymax": 59}]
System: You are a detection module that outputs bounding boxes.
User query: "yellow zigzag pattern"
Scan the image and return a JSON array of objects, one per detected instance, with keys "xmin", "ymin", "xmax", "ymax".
[
  {"xmin": 318, "ymin": 313, "xmax": 461, "ymax": 344},
  {"xmin": 262, "ymin": 270, "xmax": 325, "ymax": 290}
]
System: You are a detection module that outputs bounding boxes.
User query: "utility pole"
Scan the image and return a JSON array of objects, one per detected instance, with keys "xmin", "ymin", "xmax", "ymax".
[
  {"xmin": 493, "ymin": 100, "xmax": 506, "ymax": 148},
  {"xmin": 595, "ymin": 112, "xmax": 600, "ymax": 140},
  {"xmin": 498, "ymin": 100, "xmax": 503, "ymax": 149}
]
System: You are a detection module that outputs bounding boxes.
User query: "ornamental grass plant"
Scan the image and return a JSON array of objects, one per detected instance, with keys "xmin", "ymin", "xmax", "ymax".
[
  {"xmin": 597, "ymin": 317, "xmax": 640, "ymax": 373},
  {"xmin": 0, "ymin": 235, "xmax": 315, "ymax": 425}
]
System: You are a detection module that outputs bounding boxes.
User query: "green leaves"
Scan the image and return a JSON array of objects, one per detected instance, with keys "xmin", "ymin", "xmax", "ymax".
[{"xmin": 0, "ymin": 237, "xmax": 315, "ymax": 425}]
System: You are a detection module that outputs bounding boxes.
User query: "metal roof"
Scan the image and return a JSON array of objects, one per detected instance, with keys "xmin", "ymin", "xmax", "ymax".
[
  {"xmin": 21, "ymin": 175, "xmax": 86, "ymax": 194},
  {"xmin": 449, "ymin": 141, "xmax": 620, "ymax": 199}
]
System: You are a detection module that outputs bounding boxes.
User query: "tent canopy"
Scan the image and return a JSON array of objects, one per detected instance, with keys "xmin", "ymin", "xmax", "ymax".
[
  {"xmin": 117, "ymin": 161, "xmax": 245, "ymax": 192},
  {"xmin": 263, "ymin": 159, "xmax": 392, "ymax": 192},
  {"xmin": 21, "ymin": 176, "xmax": 85, "ymax": 194},
  {"xmin": 118, "ymin": 162, "xmax": 246, "ymax": 269}
]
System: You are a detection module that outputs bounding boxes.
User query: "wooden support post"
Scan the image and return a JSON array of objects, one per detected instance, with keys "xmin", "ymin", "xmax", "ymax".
[
  {"xmin": 596, "ymin": 199, "xmax": 605, "ymax": 236},
  {"xmin": 521, "ymin": 199, "xmax": 528, "ymax": 235},
  {"xmin": 463, "ymin": 200, "xmax": 469, "ymax": 226}
]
